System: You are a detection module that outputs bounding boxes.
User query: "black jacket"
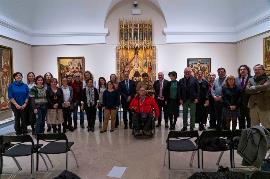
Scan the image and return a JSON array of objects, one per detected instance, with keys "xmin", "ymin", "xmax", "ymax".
[
  {"xmin": 82, "ymin": 87, "xmax": 99, "ymax": 107},
  {"xmin": 164, "ymin": 80, "xmax": 181, "ymax": 105},
  {"xmin": 179, "ymin": 76, "xmax": 200, "ymax": 102},
  {"xmin": 153, "ymin": 79, "xmax": 169, "ymax": 100},
  {"xmin": 198, "ymin": 79, "xmax": 209, "ymax": 103},
  {"xmin": 119, "ymin": 79, "xmax": 136, "ymax": 104}
]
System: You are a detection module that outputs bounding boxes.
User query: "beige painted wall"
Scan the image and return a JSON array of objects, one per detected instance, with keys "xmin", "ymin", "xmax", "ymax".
[
  {"xmin": 31, "ymin": 45, "xmax": 116, "ymax": 80},
  {"xmin": 236, "ymin": 32, "xmax": 270, "ymax": 75},
  {"xmin": 0, "ymin": 37, "xmax": 32, "ymax": 82},
  {"xmin": 30, "ymin": 42, "xmax": 237, "ymax": 81},
  {"xmin": 157, "ymin": 43, "xmax": 237, "ymax": 79}
]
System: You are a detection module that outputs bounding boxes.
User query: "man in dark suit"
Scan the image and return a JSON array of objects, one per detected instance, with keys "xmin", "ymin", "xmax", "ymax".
[
  {"xmin": 119, "ymin": 68, "xmax": 136, "ymax": 129},
  {"xmin": 154, "ymin": 72, "xmax": 169, "ymax": 128},
  {"xmin": 236, "ymin": 65, "xmax": 252, "ymax": 129},
  {"xmin": 179, "ymin": 67, "xmax": 200, "ymax": 131}
]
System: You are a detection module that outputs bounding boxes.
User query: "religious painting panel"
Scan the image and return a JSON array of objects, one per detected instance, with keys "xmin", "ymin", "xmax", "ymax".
[
  {"xmin": 187, "ymin": 58, "xmax": 211, "ymax": 77},
  {"xmin": 57, "ymin": 57, "xmax": 85, "ymax": 85},
  {"xmin": 0, "ymin": 45, "xmax": 13, "ymax": 111}
]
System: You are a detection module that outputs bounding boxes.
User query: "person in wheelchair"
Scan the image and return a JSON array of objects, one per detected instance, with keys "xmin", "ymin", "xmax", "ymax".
[{"xmin": 129, "ymin": 87, "xmax": 160, "ymax": 136}]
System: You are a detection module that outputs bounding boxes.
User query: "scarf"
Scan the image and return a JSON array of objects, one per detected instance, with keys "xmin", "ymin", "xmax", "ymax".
[{"xmin": 86, "ymin": 87, "xmax": 95, "ymax": 107}]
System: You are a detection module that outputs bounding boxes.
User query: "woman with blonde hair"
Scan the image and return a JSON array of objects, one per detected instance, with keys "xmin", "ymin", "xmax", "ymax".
[{"xmin": 222, "ymin": 75, "xmax": 241, "ymax": 130}]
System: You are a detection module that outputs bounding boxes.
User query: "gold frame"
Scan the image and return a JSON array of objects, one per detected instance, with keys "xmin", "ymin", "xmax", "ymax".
[
  {"xmin": 57, "ymin": 57, "xmax": 85, "ymax": 85},
  {"xmin": 263, "ymin": 36, "xmax": 270, "ymax": 75},
  {"xmin": 0, "ymin": 45, "xmax": 13, "ymax": 111}
]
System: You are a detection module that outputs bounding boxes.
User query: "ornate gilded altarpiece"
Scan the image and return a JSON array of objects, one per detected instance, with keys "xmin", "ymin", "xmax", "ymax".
[{"xmin": 116, "ymin": 20, "xmax": 156, "ymax": 82}]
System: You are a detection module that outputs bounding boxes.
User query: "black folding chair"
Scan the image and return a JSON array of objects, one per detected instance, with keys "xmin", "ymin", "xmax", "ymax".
[
  {"xmin": 0, "ymin": 135, "xmax": 34, "ymax": 177},
  {"xmin": 36, "ymin": 133, "xmax": 78, "ymax": 171},
  {"xmin": 198, "ymin": 130, "xmax": 232, "ymax": 169},
  {"xmin": 166, "ymin": 130, "xmax": 200, "ymax": 169}
]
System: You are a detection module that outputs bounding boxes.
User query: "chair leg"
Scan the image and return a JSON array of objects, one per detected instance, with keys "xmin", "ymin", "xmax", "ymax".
[
  {"xmin": 190, "ymin": 151, "xmax": 195, "ymax": 167},
  {"xmin": 201, "ymin": 151, "xmax": 204, "ymax": 169},
  {"xmin": 36, "ymin": 152, "xmax": 39, "ymax": 171},
  {"xmin": 216, "ymin": 151, "xmax": 224, "ymax": 166},
  {"xmin": 70, "ymin": 150, "xmax": 79, "ymax": 168},
  {"xmin": 39, "ymin": 154, "xmax": 49, "ymax": 171},
  {"xmin": 31, "ymin": 154, "xmax": 34, "ymax": 179},
  {"xmin": 0, "ymin": 155, "xmax": 2, "ymax": 174},
  {"xmin": 168, "ymin": 151, "xmax": 171, "ymax": 169},
  {"xmin": 12, "ymin": 157, "xmax": 22, "ymax": 171},
  {"xmin": 230, "ymin": 149, "xmax": 234, "ymax": 168},
  {"xmin": 197, "ymin": 150, "xmax": 200, "ymax": 168},
  {"xmin": 44, "ymin": 154, "xmax": 53, "ymax": 168},
  {"xmin": 66, "ymin": 152, "xmax": 68, "ymax": 170}
]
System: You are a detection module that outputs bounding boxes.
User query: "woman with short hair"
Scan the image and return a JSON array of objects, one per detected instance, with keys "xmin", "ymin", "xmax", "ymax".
[
  {"xmin": 8, "ymin": 72, "xmax": 29, "ymax": 135},
  {"xmin": 46, "ymin": 78, "xmax": 64, "ymax": 133}
]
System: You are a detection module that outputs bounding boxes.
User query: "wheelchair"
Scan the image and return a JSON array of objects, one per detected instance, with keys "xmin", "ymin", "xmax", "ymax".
[{"xmin": 132, "ymin": 112, "xmax": 156, "ymax": 137}]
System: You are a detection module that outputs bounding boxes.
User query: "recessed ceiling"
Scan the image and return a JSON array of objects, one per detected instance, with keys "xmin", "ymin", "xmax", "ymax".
[{"xmin": 0, "ymin": 0, "xmax": 270, "ymax": 44}]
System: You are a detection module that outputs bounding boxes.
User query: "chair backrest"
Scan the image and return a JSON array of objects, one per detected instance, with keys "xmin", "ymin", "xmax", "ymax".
[
  {"xmin": 167, "ymin": 130, "xmax": 199, "ymax": 142},
  {"xmin": 0, "ymin": 135, "xmax": 34, "ymax": 153},
  {"xmin": 198, "ymin": 130, "xmax": 232, "ymax": 150},
  {"xmin": 1, "ymin": 135, "xmax": 34, "ymax": 144},
  {"xmin": 37, "ymin": 133, "xmax": 68, "ymax": 142}
]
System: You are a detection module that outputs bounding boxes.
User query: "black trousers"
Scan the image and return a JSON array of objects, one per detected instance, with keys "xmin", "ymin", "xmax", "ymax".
[
  {"xmin": 238, "ymin": 105, "xmax": 251, "ymax": 129},
  {"xmin": 85, "ymin": 106, "xmax": 97, "ymax": 129},
  {"xmin": 214, "ymin": 101, "xmax": 224, "ymax": 129},
  {"xmin": 156, "ymin": 99, "xmax": 168, "ymax": 125},
  {"xmin": 209, "ymin": 96, "xmax": 216, "ymax": 128},
  {"xmin": 196, "ymin": 102, "xmax": 208, "ymax": 125},
  {"xmin": 122, "ymin": 102, "xmax": 133, "ymax": 127},
  {"xmin": 11, "ymin": 104, "xmax": 28, "ymax": 134},
  {"xmin": 168, "ymin": 99, "xmax": 179, "ymax": 126},
  {"xmin": 25, "ymin": 102, "xmax": 36, "ymax": 131},
  {"xmin": 62, "ymin": 107, "xmax": 73, "ymax": 129},
  {"xmin": 133, "ymin": 113, "xmax": 152, "ymax": 131}
]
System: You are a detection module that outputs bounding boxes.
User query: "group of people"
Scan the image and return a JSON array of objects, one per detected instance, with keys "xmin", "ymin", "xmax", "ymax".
[{"xmin": 7, "ymin": 63, "xmax": 270, "ymax": 136}]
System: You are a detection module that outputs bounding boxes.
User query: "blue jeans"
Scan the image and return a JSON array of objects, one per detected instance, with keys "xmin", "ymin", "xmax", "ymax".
[
  {"xmin": 35, "ymin": 106, "xmax": 47, "ymax": 134},
  {"xmin": 73, "ymin": 101, "xmax": 84, "ymax": 127}
]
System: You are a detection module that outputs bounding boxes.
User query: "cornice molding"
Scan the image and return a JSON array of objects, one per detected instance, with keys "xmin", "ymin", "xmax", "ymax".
[{"xmin": 1, "ymin": 10, "xmax": 270, "ymax": 45}]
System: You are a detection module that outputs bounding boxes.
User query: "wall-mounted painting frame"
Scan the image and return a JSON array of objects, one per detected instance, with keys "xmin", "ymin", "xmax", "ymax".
[
  {"xmin": 0, "ymin": 45, "xmax": 13, "ymax": 111},
  {"xmin": 116, "ymin": 47, "xmax": 156, "ymax": 82},
  {"xmin": 187, "ymin": 58, "xmax": 211, "ymax": 77},
  {"xmin": 263, "ymin": 36, "xmax": 270, "ymax": 75},
  {"xmin": 57, "ymin": 57, "xmax": 85, "ymax": 85}
]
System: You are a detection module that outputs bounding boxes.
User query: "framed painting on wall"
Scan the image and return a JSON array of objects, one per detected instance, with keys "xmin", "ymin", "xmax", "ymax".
[
  {"xmin": 263, "ymin": 36, "xmax": 270, "ymax": 75},
  {"xmin": 0, "ymin": 45, "xmax": 13, "ymax": 111},
  {"xmin": 116, "ymin": 47, "xmax": 156, "ymax": 82},
  {"xmin": 187, "ymin": 58, "xmax": 211, "ymax": 77},
  {"xmin": 57, "ymin": 57, "xmax": 85, "ymax": 84}
]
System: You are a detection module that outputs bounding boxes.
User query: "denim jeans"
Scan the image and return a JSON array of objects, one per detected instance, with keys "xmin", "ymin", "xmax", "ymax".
[
  {"xmin": 35, "ymin": 105, "xmax": 47, "ymax": 134},
  {"xmin": 73, "ymin": 101, "xmax": 84, "ymax": 127}
]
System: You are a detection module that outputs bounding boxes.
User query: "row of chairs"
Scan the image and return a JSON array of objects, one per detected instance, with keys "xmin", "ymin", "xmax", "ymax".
[
  {"xmin": 166, "ymin": 130, "xmax": 243, "ymax": 169},
  {"xmin": 0, "ymin": 133, "xmax": 79, "ymax": 177}
]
